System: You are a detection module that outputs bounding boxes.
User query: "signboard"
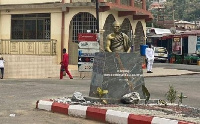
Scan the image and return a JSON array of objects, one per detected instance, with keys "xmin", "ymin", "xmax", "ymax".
[
  {"xmin": 78, "ymin": 49, "xmax": 99, "ymax": 57},
  {"xmin": 78, "ymin": 42, "xmax": 99, "ymax": 49},
  {"xmin": 172, "ymin": 36, "xmax": 182, "ymax": 55},
  {"xmin": 78, "ymin": 49, "xmax": 98, "ymax": 71},
  {"xmin": 78, "ymin": 57, "xmax": 94, "ymax": 63},
  {"xmin": 78, "ymin": 33, "xmax": 97, "ymax": 42},
  {"xmin": 78, "ymin": 63, "xmax": 93, "ymax": 72},
  {"xmin": 78, "ymin": 33, "xmax": 99, "ymax": 72}
]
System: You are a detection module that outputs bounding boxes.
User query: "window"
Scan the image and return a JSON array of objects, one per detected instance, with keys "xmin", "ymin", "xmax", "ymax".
[
  {"xmin": 11, "ymin": 13, "xmax": 50, "ymax": 39},
  {"xmin": 72, "ymin": 12, "xmax": 97, "ymax": 43}
]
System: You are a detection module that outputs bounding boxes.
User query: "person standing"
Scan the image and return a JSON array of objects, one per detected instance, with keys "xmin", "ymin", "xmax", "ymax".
[
  {"xmin": 0, "ymin": 57, "xmax": 5, "ymax": 79},
  {"xmin": 105, "ymin": 21, "xmax": 131, "ymax": 53},
  {"xmin": 60, "ymin": 48, "xmax": 73, "ymax": 79},
  {"xmin": 145, "ymin": 44, "xmax": 154, "ymax": 73}
]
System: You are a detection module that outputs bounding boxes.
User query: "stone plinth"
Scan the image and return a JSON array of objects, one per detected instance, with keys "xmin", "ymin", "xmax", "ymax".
[{"xmin": 89, "ymin": 52, "xmax": 146, "ymax": 99}]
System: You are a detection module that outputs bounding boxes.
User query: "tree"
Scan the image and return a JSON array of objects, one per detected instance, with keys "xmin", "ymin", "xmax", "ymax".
[{"xmin": 147, "ymin": 0, "xmax": 200, "ymax": 22}]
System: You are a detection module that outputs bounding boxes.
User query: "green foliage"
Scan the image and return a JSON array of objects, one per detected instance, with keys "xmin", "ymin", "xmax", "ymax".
[
  {"xmin": 178, "ymin": 92, "xmax": 187, "ymax": 104},
  {"xmin": 165, "ymin": 85, "xmax": 177, "ymax": 103},
  {"xmin": 147, "ymin": 0, "xmax": 200, "ymax": 21},
  {"xmin": 142, "ymin": 85, "xmax": 150, "ymax": 104}
]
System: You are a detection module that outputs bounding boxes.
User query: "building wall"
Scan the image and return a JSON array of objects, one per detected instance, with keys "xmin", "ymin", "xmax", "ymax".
[
  {"xmin": 2, "ymin": 55, "xmax": 60, "ymax": 79},
  {"xmin": 64, "ymin": 8, "xmax": 146, "ymax": 64},
  {"xmin": 176, "ymin": 23, "xmax": 195, "ymax": 29},
  {"xmin": 0, "ymin": 0, "xmax": 64, "ymax": 4},
  {"xmin": 0, "ymin": 2, "xmax": 147, "ymax": 63},
  {"xmin": 64, "ymin": 7, "xmax": 96, "ymax": 49},
  {"xmin": 0, "ymin": 8, "xmax": 62, "ymax": 63},
  {"xmin": 51, "ymin": 12, "xmax": 62, "ymax": 63},
  {"xmin": 0, "ymin": 7, "xmax": 147, "ymax": 56},
  {"xmin": 0, "ymin": 14, "xmax": 11, "ymax": 39},
  {"xmin": 99, "ymin": 10, "xmax": 146, "ymax": 41},
  {"xmin": 188, "ymin": 36, "xmax": 197, "ymax": 54},
  {"xmin": 0, "ymin": 1, "xmax": 150, "ymax": 78}
]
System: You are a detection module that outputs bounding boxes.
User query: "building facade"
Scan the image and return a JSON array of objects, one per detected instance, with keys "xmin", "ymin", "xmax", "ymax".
[
  {"xmin": 0, "ymin": 0, "xmax": 152, "ymax": 78},
  {"xmin": 175, "ymin": 20, "xmax": 196, "ymax": 30}
]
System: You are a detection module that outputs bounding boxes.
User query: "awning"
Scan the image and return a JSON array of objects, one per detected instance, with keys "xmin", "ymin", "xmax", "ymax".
[{"xmin": 147, "ymin": 34, "xmax": 163, "ymax": 38}]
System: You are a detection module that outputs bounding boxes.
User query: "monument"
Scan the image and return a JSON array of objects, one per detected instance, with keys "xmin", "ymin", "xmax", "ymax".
[
  {"xmin": 89, "ymin": 52, "xmax": 145, "ymax": 99},
  {"xmin": 89, "ymin": 21, "xmax": 147, "ymax": 100}
]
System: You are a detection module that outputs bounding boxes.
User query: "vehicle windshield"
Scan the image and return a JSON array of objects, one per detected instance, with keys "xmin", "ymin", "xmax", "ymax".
[{"xmin": 155, "ymin": 47, "xmax": 167, "ymax": 54}]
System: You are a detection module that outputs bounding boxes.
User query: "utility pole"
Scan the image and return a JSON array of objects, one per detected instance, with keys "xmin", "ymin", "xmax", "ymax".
[
  {"xmin": 95, "ymin": 0, "xmax": 99, "ymax": 33},
  {"xmin": 172, "ymin": 0, "xmax": 175, "ymax": 28}
]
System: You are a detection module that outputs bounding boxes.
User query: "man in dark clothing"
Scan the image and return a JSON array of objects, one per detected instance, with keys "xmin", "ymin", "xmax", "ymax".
[{"xmin": 60, "ymin": 48, "xmax": 73, "ymax": 79}]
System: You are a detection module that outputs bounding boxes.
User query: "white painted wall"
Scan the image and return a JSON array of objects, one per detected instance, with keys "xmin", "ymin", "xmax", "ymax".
[
  {"xmin": 51, "ymin": 12, "xmax": 62, "ymax": 63},
  {"xmin": 0, "ymin": 14, "xmax": 11, "ymax": 39},
  {"xmin": 188, "ymin": 36, "xmax": 197, "ymax": 54}
]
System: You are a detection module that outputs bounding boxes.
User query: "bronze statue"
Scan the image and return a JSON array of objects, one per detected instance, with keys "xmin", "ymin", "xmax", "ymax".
[{"xmin": 105, "ymin": 21, "xmax": 131, "ymax": 53}]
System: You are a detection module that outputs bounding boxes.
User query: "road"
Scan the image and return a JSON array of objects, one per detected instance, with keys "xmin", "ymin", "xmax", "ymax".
[
  {"xmin": 0, "ymin": 64, "xmax": 199, "ymax": 124},
  {"xmin": 0, "ymin": 79, "xmax": 104, "ymax": 124},
  {"xmin": 145, "ymin": 74, "xmax": 200, "ymax": 108}
]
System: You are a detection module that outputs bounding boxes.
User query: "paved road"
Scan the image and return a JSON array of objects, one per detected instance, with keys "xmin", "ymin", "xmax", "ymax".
[
  {"xmin": 154, "ymin": 62, "xmax": 200, "ymax": 72},
  {"xmin": 0, "ymin": 79, "xmax": 104, "ymax": 124},
  {"xmin": 0, "ymin": 63, "xmax": 199, "ymax": 124},
  {"xmin": 145, "ymin": 74, "xmax": 200, "ymax": 108},
  {"xmin": 148, "ymin": 63, "xmax": 200, "ymax": 108}
]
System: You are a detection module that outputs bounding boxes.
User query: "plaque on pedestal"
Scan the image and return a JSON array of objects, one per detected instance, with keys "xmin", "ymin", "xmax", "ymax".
[{"xmin": 89, "ymin": 52, "xmax": 146, "ymax": 99}]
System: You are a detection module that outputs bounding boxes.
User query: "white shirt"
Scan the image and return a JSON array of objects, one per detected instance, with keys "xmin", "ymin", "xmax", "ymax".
[
  {"xmin": 0, "ymin": 60, "xmax": 5, "ymax": 68},
  {"xmin": 145, "ymin": 48, "xmax": 154, "ymax": 60}
]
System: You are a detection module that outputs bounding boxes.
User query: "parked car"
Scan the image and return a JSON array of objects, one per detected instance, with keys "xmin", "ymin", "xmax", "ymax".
[{"xmin": 153, "ymin": 47, "xmax": 168, "ymax": 63}]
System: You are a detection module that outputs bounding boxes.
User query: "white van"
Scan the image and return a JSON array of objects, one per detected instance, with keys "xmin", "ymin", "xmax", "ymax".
[{"xmin": 153, "ymin": 47, "xmax": 168, "ymax": 63}]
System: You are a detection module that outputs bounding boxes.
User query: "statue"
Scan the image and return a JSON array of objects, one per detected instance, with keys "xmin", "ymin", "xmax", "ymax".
[
  {"xmin": 89, "ymin": 21, "xmax": 147, "ymax": 101},
  {"xmin": 105, "ymin": 21, "xmax": 131, "ymax": 53}
]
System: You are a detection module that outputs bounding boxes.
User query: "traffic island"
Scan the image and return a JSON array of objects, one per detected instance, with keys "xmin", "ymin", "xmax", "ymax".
[{"xmin": 36, "ymin": 99, "xmax": 196, "ymax": 124}]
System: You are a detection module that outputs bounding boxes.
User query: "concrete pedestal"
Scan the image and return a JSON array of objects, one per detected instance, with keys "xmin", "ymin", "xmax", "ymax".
[{"xmin": 89, "ymin": 52, "xmax": 146, "ymax": 99}]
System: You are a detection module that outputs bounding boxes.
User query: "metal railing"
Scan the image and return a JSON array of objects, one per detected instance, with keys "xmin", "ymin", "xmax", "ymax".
[{"xmin": 0, "ymin": 39, "xmax": 57, "ymax": 55}]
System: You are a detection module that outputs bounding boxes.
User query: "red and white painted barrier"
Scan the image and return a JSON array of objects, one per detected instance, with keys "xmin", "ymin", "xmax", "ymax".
[{"xmin": 36, "ymin": 100, "xmax": 194, "ymax": 124}]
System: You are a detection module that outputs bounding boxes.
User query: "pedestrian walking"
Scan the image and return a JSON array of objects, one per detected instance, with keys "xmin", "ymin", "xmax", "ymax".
[
  {"xmin": 60, "ymin": 48, "xmax": 73, "ymax": 79},
  {"xmin": 145, "ymin": 44, "xmax": 154, "ymax": 73},
  {"xmin": 0, "ymin": 57, "xmax": 5, "ymax": 79}
]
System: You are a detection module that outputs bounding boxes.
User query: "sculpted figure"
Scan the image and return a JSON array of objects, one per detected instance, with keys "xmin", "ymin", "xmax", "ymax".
[{"xmin": 105, "ymin": 21, "xmax": 131, "ymax": 53}]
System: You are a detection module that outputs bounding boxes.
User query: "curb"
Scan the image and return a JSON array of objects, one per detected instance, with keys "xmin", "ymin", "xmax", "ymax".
[
  {"xmin": 144, "ymin": 72, "xmax": 200, "ymax": 78},
  {"xmin": 36, "ymin": 100, "xmax": 194, "ymax": 124}
]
